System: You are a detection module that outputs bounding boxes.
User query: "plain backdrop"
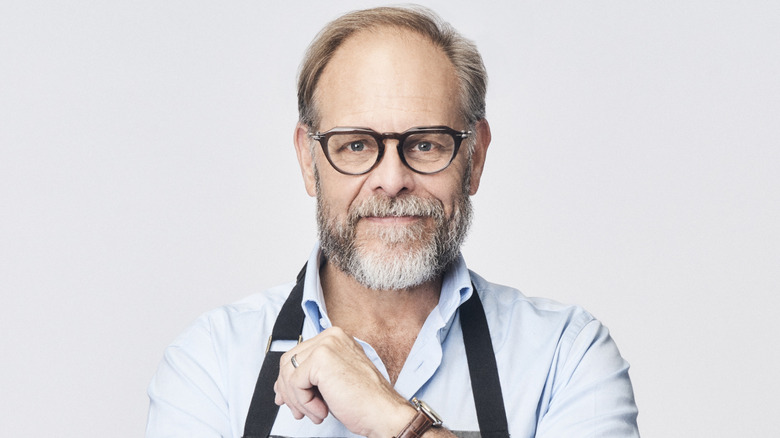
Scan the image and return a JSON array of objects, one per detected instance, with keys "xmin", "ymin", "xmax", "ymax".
[{"xmin": 2, "ymin": 1, "xmax": 778, "ymax": 436}]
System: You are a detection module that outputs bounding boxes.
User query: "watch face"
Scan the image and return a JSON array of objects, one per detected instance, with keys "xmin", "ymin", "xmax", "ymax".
[{"xmin": 415, "ymin": 398, "xmax": 443, "ymax": 426}]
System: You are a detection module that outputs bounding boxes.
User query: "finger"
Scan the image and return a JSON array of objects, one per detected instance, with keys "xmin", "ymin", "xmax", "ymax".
[
  {"xmin": 276, "ymin": 377, "xmax": 324, "ymax": 421},
  {"xmin": 285, "ymin": 360, "xmax": 328, "ymax": 419},
  {"xmin": 280, "ymin": 346, "xmax": 309, "ymax": 373},
  {"xmin": 273, "ymin": 380, "xmax": 285, "ymax": 407},
  {"xmin": 275, "ymin": 379, "xmax": 307, "ymax": 419},
  {"xmin": 293, "ymin": 385, "xmax": 329, "ymax": 424},
  {"xmin": 276, "ymin": 349, "xmax": 330, "ymax": 422}
]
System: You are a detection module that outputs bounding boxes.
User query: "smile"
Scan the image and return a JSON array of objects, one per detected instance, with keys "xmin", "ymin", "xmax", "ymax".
[{"xmin": 362, "ymin": 215, "xmax": 424, "ymax": 225}]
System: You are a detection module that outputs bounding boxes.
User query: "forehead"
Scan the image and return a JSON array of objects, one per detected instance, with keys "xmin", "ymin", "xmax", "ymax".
[{"xmin": 315, "ymin": 27, "xmax": 461, "ymax": 131}]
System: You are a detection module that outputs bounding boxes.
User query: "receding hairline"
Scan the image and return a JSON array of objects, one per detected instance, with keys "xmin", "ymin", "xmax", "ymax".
[
  {"xmin": 305, "ymin": 24, "xmax": 460, "ymax": 127},
  {"xmin": 311, "ymin": 25, "xmax": 462, "ymax": 123},
  {"xmin": 297, "ymin": 6, "xmax": 487, "ymax": 130}
]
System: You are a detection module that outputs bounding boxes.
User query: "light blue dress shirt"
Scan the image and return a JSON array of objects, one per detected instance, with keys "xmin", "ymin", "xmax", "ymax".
[{"xmin": 147, "ymin": 244, "xmax": 639, "ymax": 437}]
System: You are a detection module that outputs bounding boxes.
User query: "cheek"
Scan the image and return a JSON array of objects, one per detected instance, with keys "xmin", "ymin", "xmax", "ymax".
[
  {"xmin": 317, "ymin": 172, "xmax": 367, "ymax": 214},
  {"xmin": 435, "ymin": 174, "xmax": 470, "ymax": 215}
]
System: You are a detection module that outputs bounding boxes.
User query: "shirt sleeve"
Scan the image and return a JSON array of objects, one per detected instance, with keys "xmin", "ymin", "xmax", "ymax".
[
  {"xmin": 146, "ymin": 315, "xmax": 231, "ymax": 438},
  {"xmin": 535, "ymin": 318, "xmax": 640, "ymax": 437}
]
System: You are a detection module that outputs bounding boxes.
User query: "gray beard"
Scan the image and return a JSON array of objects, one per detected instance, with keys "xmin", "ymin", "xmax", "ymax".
[{"xmin": 316, "ymin": 185, "xmax": 473, "ymax": 291}]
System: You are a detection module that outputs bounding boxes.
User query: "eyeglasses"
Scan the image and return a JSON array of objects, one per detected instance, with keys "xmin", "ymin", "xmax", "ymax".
[{"xmin": 309, "ymin": 126, "xmax": 471, "ymax": 175}]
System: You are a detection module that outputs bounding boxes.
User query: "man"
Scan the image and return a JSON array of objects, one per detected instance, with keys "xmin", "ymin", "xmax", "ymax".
[{"xmin": 147, "ymin": 6, "xmax": 639, "ymax": 438}]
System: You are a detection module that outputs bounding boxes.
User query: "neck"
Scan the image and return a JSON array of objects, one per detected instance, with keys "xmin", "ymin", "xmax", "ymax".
[
  {"xmin": 320, "ymin": 261, "xmax": 442, "ymax": 329},
  {"xmin": 319, "ymin": 260, "xmax": 442, "ymax": 384}
]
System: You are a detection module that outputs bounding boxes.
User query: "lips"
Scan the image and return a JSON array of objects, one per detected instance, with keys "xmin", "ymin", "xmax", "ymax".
[{"xmin": 362, "ymin": 215, "xmax": 423, "ymax": 224}]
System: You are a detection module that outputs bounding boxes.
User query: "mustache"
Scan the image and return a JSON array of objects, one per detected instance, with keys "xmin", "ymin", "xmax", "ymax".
[{"xmin": 348, "ymin": 195, "xmax": 445, "ymax": 222}]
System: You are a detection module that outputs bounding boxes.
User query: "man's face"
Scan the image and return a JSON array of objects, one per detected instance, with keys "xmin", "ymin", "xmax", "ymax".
[{"xmin": 301, "ymin": 28, "xmax": 479, "ymax": 290}]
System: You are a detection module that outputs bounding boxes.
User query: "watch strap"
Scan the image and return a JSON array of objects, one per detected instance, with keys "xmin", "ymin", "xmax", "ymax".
[{"xmin": 394, "ymin": 409, "xmax": 434, "ymax": 438}]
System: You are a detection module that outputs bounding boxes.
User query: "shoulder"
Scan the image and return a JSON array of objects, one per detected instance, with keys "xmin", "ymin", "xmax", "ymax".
[
  {"xmin": 147, "ymin": 282, "xmax": 299, "ymax": 435},
  {"xmin": 468, "ymin": 270, "xmax": 605, "ymax": 355},
  {"xmin": 469, "ymin": 270, "xmax": 595, "ymax": 328},
  {"xmin": 166, "ymin": 282, "xmax": 296, "ymax": 352},
  {"xmin": 467, "ymin": 270, "xmax": 638, "ymax": 435},
  {"xmin": 149, "ymin": 282, "xmax": 297, "ymax": 400}
]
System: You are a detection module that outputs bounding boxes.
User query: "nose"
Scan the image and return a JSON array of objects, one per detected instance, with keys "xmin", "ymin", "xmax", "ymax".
[{"xmin": 365, "ymin": 141, "xmax": 415, "ymax": 197}]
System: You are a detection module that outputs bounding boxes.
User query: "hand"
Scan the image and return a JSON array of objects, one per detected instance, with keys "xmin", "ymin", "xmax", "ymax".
[{"xmin": 273, "ymin": 327, "xmax": 416, "ymax": 437}]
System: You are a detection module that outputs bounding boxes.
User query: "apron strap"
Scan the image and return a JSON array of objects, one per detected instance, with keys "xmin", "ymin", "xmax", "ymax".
[
  {"xmin": 242, "ymin": 265, "xmax": 307, "ymax": 438},
  {"xmin": 460, "ymin": 284, "xmax": 510, "ymax": 438},
  {"xmin": 243, "ymin": 268, "xmax": 509, "ymax": 438}
]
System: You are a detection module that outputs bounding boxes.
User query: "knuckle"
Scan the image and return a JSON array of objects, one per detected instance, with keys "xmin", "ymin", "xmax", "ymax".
[{"xmin": 327, "ymin": 326, "xmax": 346, "ymax": 337}]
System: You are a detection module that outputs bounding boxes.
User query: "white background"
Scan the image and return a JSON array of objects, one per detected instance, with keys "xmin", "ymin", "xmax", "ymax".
[{"xmin": 2, "ymin": 1, "xmax": 778, "ymax": 436}]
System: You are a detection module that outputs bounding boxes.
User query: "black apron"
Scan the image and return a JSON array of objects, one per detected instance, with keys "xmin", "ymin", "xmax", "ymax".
[{"xmin": 243, "ymin": 265, "xmax": 509, "ymax": 438}]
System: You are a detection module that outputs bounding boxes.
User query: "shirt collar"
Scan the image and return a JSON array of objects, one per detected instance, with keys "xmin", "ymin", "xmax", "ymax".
[
  {"xmin": 300, "ymin": 242, "xmax": 473, "ymax": 338},
  {"xmin": 301, "ymin": 243, "xmax": 331, "ymax": 334},
  {"xmin": 432, "ymin": 253, "xmax": 473, "ymax": 342}
]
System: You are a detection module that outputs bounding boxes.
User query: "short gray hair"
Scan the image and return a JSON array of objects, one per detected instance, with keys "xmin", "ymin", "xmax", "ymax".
[{"xmin": 297, "ymin": 6, "xmax": 488, "ymax": 130}]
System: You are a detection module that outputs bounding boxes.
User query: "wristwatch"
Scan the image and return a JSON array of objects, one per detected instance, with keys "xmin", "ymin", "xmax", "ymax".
[{"xmin": 394, "ymin": 397, "xmax": 443, "ymax": 438}]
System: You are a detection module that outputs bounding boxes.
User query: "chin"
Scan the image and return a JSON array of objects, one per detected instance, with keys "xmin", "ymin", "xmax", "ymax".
[
  {"xmin": 348, "ymin": 239, "xmax": 442, "ymax": 291},
  {"xmin": 357, "ymin": 220, "xmax": 430, "ymax": 246}
]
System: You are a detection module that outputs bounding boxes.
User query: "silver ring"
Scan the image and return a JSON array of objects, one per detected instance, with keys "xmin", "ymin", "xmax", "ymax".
[{"xmin": 291, "ymin": 354, "xmax": 299, "ymax": 369}]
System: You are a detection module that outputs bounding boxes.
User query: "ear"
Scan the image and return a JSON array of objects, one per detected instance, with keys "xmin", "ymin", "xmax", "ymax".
[
  {"xmin": 468, "ymin": 119, "xmax": 491, "ymax": 195},
  {"xmin": 293, "ymin": 122, "xmax": 317, "ymax": 197}
]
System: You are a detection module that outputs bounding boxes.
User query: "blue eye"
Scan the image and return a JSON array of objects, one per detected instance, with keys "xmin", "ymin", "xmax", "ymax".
[
  {"xmin": 348, "ymin": 141, "xmax": 365, "ymax": 152},
  {"xmin": 414, "ymin": 142, "xmax": 433, "ymax": 152}
]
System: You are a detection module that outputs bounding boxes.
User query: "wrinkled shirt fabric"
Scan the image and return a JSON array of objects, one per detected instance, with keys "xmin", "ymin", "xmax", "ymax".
[{"xmin": 147, "ymin": 244, "xmax": 639, "ymax": 437}]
